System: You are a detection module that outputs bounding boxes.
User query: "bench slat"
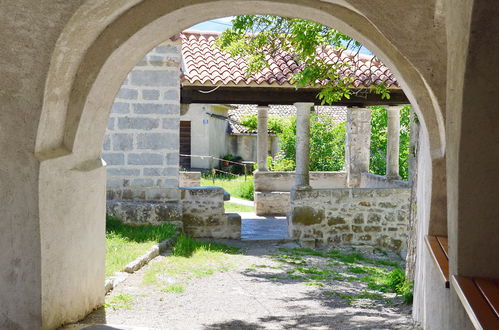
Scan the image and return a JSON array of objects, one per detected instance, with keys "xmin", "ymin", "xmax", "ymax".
[
  {"xmin": 436, "ymin": 236, "xmax": 449, "ymax": 259},
  {"xmin": 425, "ymin": 235, "xmax": 449, "ymax": 287},
  {"xmin": 453, "ymin": 276, "xmax": 499, "ymax": 330},
  {"xmin": 474, "ymin": 277, "xmax": 499, "ymax": 319}
]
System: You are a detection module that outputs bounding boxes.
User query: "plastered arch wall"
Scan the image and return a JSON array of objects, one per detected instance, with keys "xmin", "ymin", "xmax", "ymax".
[{"xmin": 33, "ymin": 1, "xmax": 448, "ymax": 329}]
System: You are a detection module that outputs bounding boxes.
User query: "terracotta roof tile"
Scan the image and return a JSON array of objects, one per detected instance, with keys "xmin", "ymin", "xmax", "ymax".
[{"xmin": 180, "ymin": 31, "xmax": 399, "ymax": 88}]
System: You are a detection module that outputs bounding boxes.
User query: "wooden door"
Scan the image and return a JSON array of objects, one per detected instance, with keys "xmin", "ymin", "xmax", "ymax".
[{"xmin": 179, "ymin": 121, "xmax": 191, "ymax": 169}]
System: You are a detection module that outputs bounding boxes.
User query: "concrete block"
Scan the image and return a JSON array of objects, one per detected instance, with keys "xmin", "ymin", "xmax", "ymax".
[
  {"xmin": 166, "ymin": 152, "xmax": 179, "ymax": 165},
  {"xmin": 137, "ymin": 133, "xmax": 177, "ymax": 150},
  {"xmin": 111, "ymin": 102, "xmax": 130, "ymax": 114},
  {"xmin": 117, "ymin": 88, "xmax": 138, "ymax": 99},
  {"xmin": 142, "ymin": 89, "xmax": 160, "ymax": 100},
  {"xmin": 148, "ymin": 55, "xmax": 164, "ymax": 66},
  {"xmin": 102, "ymin": 153, "xmax": 125, "ymax": 165},
  {"xmin": 103, "ymin": 135, "xmax": 111, "ymax": 151},
  {"xmin": 143, "ymin": 167, "xmax": 178, "ymax": 177},
  {"xmin": 118, "ymin": 117, "xmax": 159, "ymax": 130},
  {"xmin": 130, "ymin": 70, "xmax": 178, "ymax": 87},
  {"xmin": 162, "ymin": 118, "xmax": 180, "ymax": 129},
  {"xmin": 132, "ymin": 178, "xmax": 155, "ymax": 187},
  {"xmin": 163, "ymin": 89, "xmax": 179, "ymax": 101},
  {"xmin": 134, "ymin": 103, "xmax": 179, "ymax": 115},
  {"xmin": 107, "ymin": 168, "xmax": 141, "ymax": 176},
  {"xmin": 155, "ymin": 44, "xmax": 178, "ymax": 54},
  {"xmin": 112, "ymin": 133, "xmax": 134, "ymax": 151},
  {"xmin": 107, "ymin": 118, "xmax": 115, "ymax": 130},
  {"xmin": 127, "ymin": 153, "xmax": 163, "ymax": 165}
]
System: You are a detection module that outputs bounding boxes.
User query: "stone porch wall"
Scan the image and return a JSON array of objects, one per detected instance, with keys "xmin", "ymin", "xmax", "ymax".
[
  {"xmin": 360, "ymin": 172, "xmax": 409, "ymax": 188},
  {"xmin": 181, "ymin": 187, "xmax": 241, "ymax": 239},
  {"xmin": 288, "ymin": 188, "xmax": 411, "ymax": 255},
  {"xmin": 102, "ymin": 40, "xmax": 181, "ymax": 203},
  {"xmin": 179, "ymin": 171, "xmax": 201, "ymax": 187},
  {"xmin": 254, "ymin": 171, "xmax": 347, "ymax": 216}
]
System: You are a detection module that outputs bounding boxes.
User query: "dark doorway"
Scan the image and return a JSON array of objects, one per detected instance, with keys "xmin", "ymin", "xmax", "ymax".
[{"xmin": 179, "ymin": 121, "xmax": 191, "ymax": 169}]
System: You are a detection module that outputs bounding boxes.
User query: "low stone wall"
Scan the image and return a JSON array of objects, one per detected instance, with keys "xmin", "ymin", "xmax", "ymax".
[
  {"xmin": 288, "ymin": 187, "xmax": 411, "ymax": 254},
  {"xmin": 107, "ymin": 200, "xmax": 183, "ymax": 227},
  {"xmin": 360, "ymin": 172, "xmax": 409, "ymax": 188},
  {"xmin": 181, "ymin": 187, "xmax": 241, "ymax": 239},
  {"xmin": 179, "ymin": 171, "xmax": 201, "ymax": 187},
  {"xmin": 254, "ymin": 171, "xmax": 347, "ymax": 216},
  {"xmin": 254, "ymin": 171, "xmax": 347, "ymax": 191}
]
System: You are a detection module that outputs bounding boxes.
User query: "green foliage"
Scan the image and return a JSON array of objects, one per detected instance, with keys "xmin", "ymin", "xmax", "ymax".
[
  {"xmin": 201, "ymin": 174, "xmax": 254, "ymax": 201},
  {"xmin": 105, "ymin": 294, "xmax": 134, "ymax": 310},
  {"xmin": 239, "ymin": 113, "xmax": 285, "ymax": 134},
  {"xmin": 370, "ymin": 105, "xmax": 412, "ymax": 180},
  {"xmin": 216, "ymin": 15, "xmax": 389, "ymax": 105},
  {"xmin": 106, "ymin": 216, "xmax": 176, "ymax": 243},
  {"xmin": 105, "ymin": 216, "xmax": 177, "ymax": 277},
  {"xmin": 270, "ymin": 114, "xmax": 346, "ymax": 171},
  {"xmin": 172, "ymin": 235, "xmax": 240, "ymax": 258},
  {"xmin": 239, "ymin": 114, "xmax": 258, "ymax": 132},
  {"xmin": 235, "ymin": 179, "xmax": 254, "ymax": 200},
  {"xmin": 224, "ymin": 202, "xmax": 254, "ymax": 213}
]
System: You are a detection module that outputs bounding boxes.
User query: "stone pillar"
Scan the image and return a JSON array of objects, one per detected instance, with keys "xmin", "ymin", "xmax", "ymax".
[
  {"xmin": 346, "ymin": 106, "xmax": 371, "ymax": 187},
  {"xmin": 257, "ymin": 106, "xmax": 269, "ymax": 171},
  {"xmin": 386, "ymin": 105, "xmax": 402, "ymax": 179},
  {"xmin": 294, "ymin": 102, "xmax": 314, "ymax": 189}
]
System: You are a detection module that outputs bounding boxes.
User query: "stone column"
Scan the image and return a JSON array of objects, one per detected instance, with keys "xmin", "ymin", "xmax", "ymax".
[
  {"xmin": 346, "ymin": 106, "xmax": 371, "ymax": 187},
  {"xmin": 294, "ymin": 102, "xmax": 314, "ymax": 189},
  {"xmin": 386, "ymin": 105, "xmax": 402, "ymax": 179},
  {"xmin": 257, "ymin": 106, "xmax": 269, "ymax": 171}
]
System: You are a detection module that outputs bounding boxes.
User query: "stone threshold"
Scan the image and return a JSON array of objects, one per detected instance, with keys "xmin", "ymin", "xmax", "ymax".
[{"xmin": 105, "ymin": 232, "xmax": 180, "ymax": 294}]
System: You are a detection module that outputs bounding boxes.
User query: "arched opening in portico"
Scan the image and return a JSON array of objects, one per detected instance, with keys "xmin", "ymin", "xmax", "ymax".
[{"xmin": 34, "ymin": 1, "xmax": 446, "ymax": 328}]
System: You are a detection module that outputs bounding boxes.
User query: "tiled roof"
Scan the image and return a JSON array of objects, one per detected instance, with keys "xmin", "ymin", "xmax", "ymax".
[
  {"xmin": 228, "ymin": 105, "xmax": 347, "ymax": 134},
  {"xmin": 179, "ymin": 30, "xmax": 399, "ymax": 88}
]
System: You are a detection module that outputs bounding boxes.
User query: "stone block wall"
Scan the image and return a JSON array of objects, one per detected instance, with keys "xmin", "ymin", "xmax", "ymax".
[
  {"xmin": 360, "ymin": 173, "xmax": 409, "ymax": 188},
  {"xmin": 181, "ymin": 187, "xmax": 241, "ymax": 239},
  {"xmin": 179, "ymin": 171, "xmax": 201, "ymax": 187},
  {"xmin": 102, "ymin": 40, "xmax": 181, "ymax": 202},
  {"xmin": 289, "ymin": 187, "xmax": 411, "ymax": 254},
  {"xmin": 254, "ymin": 171, "xmax": 347, "ymax": 216}
]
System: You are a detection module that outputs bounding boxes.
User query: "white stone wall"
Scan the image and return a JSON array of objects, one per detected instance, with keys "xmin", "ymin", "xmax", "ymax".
[
  {"xmin": 289, "ymin": 188, "xmax": 411, "ymax": 254},
  {"xmin": 103, "ymin": 41, "xmax": 181, "ymax": 202}
]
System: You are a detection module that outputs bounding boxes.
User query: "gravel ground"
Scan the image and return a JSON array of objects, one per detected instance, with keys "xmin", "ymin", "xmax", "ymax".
[{"xmin": 62, "ymin": 240, "xmax": 420, "ymax": 330}]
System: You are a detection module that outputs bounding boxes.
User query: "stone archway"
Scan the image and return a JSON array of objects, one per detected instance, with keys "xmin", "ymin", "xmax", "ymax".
[{"xmin": 4, "ymin": 1, "xmax": 449, "ymax": 329}]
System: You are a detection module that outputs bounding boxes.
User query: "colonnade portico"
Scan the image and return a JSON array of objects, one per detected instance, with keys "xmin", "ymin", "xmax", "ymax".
[{"xmin": 256, "ymin": 103, "xmax": 404, "ymax": 189}]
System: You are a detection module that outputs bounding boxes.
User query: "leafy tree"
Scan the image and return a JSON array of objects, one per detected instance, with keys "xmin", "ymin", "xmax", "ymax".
[
  {"xmin": 216, "ymin": 15, "xmax": 389, "ymax": 104},
  {"xmin": 268, "ymin": 114, "xmax": 346, "ymax": 172},
  {"xmin": 370, "ymin": 105, "xmax": 411, "ymax": 180}
]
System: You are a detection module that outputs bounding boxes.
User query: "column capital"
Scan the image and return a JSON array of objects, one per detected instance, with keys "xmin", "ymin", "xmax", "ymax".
[{"xmin": 294, "ymin": 102, "xmax": 315, "ymax": 111}]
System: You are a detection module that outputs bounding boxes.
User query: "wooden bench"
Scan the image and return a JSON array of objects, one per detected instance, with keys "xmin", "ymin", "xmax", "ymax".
[
  {"xmin": 452, "ymin": 276, "xmax": 499, "ymax": 330},
  {"xmin": 425, "ymin": 235, "xmax": 449, "ymax": 287}
]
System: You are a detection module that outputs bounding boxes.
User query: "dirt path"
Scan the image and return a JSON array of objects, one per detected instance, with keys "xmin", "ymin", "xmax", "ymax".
[{"xmin": 63, "ymin": 240, "xmax": 419, "ymax": 330}]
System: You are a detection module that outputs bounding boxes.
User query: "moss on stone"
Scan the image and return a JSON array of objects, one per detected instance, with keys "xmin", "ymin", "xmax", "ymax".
[{"xmin": 292, "ymin": 206, "xmax": 324, "ymax": 226}]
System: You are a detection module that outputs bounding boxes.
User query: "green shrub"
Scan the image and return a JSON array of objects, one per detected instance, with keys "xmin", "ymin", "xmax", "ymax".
[
  {"xmin": 235, "ymin": 179, "xmax": 254, "ymax": 200},
  {"xmin": 240, "ymin": 114, "xmax": 258, "ymax": 132},
  {"xmin": 370, "ymin": 105, "xmax": 412, "ymax": 180},
  {"xmin": 385, "ymin": 268, "xmax": 413, "ymax": 304}
]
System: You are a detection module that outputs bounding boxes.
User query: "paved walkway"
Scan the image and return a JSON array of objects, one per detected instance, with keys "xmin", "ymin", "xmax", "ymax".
[
  {"xmin": 63, "ymin": 241, "xmax": 418, "ymax": 330},
  {"xmin": 229, "ymin": 197, "xmax": 254, "ymax": 207},
  {"xmin": 240, "ymin": 213, "xmax": 289, "ymax": 241}
]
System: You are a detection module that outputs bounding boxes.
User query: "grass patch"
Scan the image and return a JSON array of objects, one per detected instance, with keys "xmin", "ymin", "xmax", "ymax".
[
  {"xmin": 271, "ymin": 247, "xmax": 413, "ymax": 304},
  {"xmin": 161, "ymin": 284, "xmax": 185, "ymax": 294},
  {"xmin": 105, "ymin": 216, "xmax": 177, "ymax": 277},
  {"xmin": 105, "ymin": 294, "xmax": 134, "ymax": 310},
  {"xmin": 143, "ymin": 235, "xmax": 240, "ymax": 286},
  {"xmin": 201, "ymin": 174, "xmax": 254, "ymax": 201},
  {"xmin": 224, "ymin": 202, "xmax": 254, "ymax": 213}
]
